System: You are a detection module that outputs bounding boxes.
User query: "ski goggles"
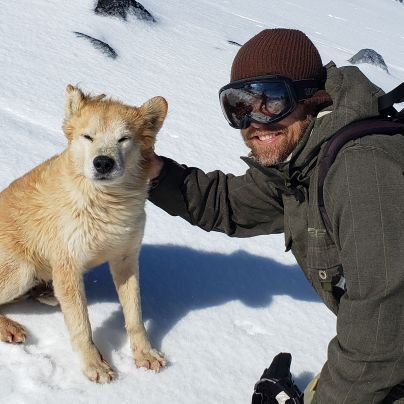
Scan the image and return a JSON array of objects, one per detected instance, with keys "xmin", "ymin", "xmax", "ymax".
[{"xmin": 219, "ymin": 75, "xmax": 322, "ymax": 129}]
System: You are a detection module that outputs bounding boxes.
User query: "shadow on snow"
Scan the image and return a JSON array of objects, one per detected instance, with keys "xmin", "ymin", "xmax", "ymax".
[
  {"xmin": 83, "ymin": 244, "xmax": 320, "ymax": 350},
  {"xmin": 3, "ymin": 243, "xmax": 321, "ymax": 386}
]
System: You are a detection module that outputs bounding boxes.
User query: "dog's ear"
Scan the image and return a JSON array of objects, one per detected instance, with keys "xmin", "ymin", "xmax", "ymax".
[
  {"xmin": 139, "ymin": 96, "xmax": 168, "ymax": 136},
  {"xmin": 64, "ymin": 85, "xmax": 86, "ymax": 119}
]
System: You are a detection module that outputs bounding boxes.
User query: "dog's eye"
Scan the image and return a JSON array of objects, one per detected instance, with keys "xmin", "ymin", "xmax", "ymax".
[
  {"xmin": 118, "ymin": 136, "xmax": 130, "ymax": 143},
  {"xmin": 82, "ymin": 134, "xmax": 94, "ymax": 142}
]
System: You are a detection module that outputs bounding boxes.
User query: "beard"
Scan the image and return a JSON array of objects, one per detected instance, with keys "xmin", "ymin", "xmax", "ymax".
[{"xmin": 242, "ymin": 115, "xmax": 313, "ymax": 166}]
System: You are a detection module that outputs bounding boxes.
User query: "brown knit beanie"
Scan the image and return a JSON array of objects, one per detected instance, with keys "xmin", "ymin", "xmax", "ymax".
[{"xmin": 231, "ymin": 29, "xmax": 324, "ymax": 82}]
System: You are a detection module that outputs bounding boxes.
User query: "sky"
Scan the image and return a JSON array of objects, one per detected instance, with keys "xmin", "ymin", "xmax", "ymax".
[{"xmin": 0, "ymin": 1, "xmax": 403, "ymax": 403}]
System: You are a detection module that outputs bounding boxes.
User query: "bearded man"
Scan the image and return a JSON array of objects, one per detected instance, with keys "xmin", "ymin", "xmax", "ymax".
[{"xmin": 148, "ymin": 29, "xmax": 404, "ymax": 403}]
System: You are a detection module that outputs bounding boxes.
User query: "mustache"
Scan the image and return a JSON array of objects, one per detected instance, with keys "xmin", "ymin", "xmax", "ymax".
[
  {"xmin": 261, "ymin": 122, "xmax": 288, "ymax": 131},
  {"xmin": 267, "ymin": 124, "xmax": 287, "ymax": 132}
]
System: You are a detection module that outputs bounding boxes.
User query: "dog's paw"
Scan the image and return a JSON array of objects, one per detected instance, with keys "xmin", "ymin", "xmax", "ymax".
[
  {"xmin": 82, "ymin": 352, "xmax": 116, "ymax": 384},
  {"xmin": 134, "ymin": 348, "xmax": 166, "ymax": 372},
  {"xmin": 0, "ymin": 316, "xmax": 27, "ymax": 344}
]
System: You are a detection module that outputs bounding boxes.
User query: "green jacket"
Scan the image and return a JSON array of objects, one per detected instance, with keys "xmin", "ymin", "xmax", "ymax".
[{"xmin": 149, "ymin": 62, "xmax": 404, "ymax": 403}]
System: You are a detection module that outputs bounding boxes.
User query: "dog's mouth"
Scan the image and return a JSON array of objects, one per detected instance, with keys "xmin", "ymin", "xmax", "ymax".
[
  {"xmin": 92, "ymin": 169, "xmax": 124, "ymax": 183},
  {"xmin": 93, "ymin": 174, "xmax": 116, "ymax": 182},
  {"xmin": 95, "ymin": 175, "xmax": 111, "ymax": 180}
]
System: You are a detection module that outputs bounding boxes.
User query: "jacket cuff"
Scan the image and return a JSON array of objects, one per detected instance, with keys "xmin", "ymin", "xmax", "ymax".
[{"xmin": 148, "ymin": 156, "xmax": 190, "ymax": 217}]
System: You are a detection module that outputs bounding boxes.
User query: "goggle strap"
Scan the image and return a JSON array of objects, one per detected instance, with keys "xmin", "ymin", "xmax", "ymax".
[{"xmin": 293, "ymin": 79, "xmax": 323, "ymax": 101}]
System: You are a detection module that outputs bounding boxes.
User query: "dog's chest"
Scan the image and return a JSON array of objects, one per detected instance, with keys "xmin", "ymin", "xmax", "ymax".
[{"xmin": 62, "ymin": 197, "xmax": 146, "ymax": 260}]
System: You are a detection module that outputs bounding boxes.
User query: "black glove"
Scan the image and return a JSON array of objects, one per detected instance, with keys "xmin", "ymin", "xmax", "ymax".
[{"xmin": 251, "ymin": 352, "xmax": 303, "ymax": 404}]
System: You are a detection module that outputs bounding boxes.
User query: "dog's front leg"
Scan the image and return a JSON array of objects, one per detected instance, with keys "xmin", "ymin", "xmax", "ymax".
[
  {"xmin": 109, "ymin": 253, "xmax": 165, "ymax": 372},
  {"xmin": 52, "ymin": 260, "xmax": 115, "ymax": 383}
]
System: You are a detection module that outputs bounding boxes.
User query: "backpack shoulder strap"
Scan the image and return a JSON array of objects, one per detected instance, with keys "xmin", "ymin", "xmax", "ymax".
[
  {"xmin": 318, "ymin": 118, "xmax": 404, "ymax": 231},
  {"xmin": 378, "ymin": 82, "xmax": 404, "ymax": 117}
]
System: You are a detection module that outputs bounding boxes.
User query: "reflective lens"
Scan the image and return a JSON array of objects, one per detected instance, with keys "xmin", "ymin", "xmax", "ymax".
[{"xmin": 219, "ymin": 76, "xmax": 322, "ymax": 129}]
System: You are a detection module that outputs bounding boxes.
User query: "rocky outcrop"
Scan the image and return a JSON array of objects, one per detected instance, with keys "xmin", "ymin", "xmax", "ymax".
[
  {"xmin": 94, "ymin": 0, "xmax": 156, "ymax": 22},
  {"xmin": 74, "ymin": 32, "xmax": 118, "ymax": 59},
  {"xmin": 348, "ymin": 49, "xmax": 389, "ymax": 73}
]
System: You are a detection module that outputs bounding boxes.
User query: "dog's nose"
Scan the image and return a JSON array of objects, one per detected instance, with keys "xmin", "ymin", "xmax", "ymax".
[{"xmin": 93, "ymin": 155, "xmax": 115, "ymax": 174}]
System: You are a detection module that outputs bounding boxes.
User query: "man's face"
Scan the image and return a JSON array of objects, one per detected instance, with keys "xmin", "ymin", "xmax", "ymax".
[{"xmin": 240, "ymin": 103, "xmax": 312, "ymax": 166}]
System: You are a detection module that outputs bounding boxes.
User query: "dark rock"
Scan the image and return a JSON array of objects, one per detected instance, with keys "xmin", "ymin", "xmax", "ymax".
[
  {"xmin": 129, "ymin": 0, "xmax": 155, "ymax": 21},
  {"xmin": 348, "ymin": 48, "xmax": 389, "ymax": 73},
  {"xmin": 228, "ymin": 40, "xmax": 242, "ymax": 47},
  {"xmin": 94, "ymin": 0, "xmax": 156, "ymax": 22},
  {"xmin": 74, "ymin": 32, "xmax": 118, "ymax": 59}
]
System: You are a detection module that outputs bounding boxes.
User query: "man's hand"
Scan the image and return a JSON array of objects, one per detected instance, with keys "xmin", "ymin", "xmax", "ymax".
[
  {"xmin": 251, "ymin": 353, "xmax": 303, "ymax": 404},
  {"xmin": 148, "ymin": 153, "xmax": 164, "ymax": 180}
]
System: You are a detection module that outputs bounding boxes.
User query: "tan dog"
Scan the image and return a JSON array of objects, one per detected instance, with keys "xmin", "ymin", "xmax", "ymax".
[{"xmin": 0, "ymin": 85, "xmax": 168, "ymax": 383}]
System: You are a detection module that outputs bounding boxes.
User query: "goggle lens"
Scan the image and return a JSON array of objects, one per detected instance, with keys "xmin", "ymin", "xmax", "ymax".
[{"xmin": 219, "ymin": 80, "xmax": 295, "ymax": 129}]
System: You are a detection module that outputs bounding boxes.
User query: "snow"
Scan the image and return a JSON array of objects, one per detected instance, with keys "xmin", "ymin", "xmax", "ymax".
[{"xmin": 0, "ymin": 0, "xmax": 403, "ymax": 402}]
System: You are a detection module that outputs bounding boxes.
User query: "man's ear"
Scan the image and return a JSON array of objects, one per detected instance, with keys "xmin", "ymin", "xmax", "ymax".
[
  {"xmin": 139, "ymin": 96, "xmax": 168, "ymax": 135},
  {"xmin": 64, "ymin": 85, "xmax": 86, "ymax": 119}
]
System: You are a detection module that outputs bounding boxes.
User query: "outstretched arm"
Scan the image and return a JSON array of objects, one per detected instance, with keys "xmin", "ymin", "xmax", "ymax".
[{"xmin": 148, "ymin": 155, "xmax": 285, "ymax": 237}]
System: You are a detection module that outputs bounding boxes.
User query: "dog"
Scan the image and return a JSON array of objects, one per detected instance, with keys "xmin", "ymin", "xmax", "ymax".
[{"xmin": 0, "ymin": 85, "xmax": 168, "ymax": 383}]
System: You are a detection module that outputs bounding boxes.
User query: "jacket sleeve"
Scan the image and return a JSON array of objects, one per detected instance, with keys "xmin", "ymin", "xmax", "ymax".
[
  {"xmin": 148, "ymin": 157, "xmax": 285, "ymax": 237},
  {"xmin": 316, "ymin": 140, "xmax": 404, "ymax": 403}
]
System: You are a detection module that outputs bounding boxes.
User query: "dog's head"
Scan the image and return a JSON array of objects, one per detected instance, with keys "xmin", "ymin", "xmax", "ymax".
[{"xmin": 63, "ymin": 85, "xmax": 168, "ymax": 184}]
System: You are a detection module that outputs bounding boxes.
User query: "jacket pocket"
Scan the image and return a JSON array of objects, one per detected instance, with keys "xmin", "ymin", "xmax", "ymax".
[{"xmin": 307, "ymin": 228, "xmax": 344, "ymax": 314}]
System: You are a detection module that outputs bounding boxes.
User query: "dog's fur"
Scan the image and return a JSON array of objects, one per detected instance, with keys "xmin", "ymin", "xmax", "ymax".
[{"xmin": 0, "ymin": 85, "xmax": 168, "ymax": 383}]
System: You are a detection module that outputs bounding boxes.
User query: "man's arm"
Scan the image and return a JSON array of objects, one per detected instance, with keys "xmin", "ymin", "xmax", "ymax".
[
  {"xmin": 148, "ymin": 156, "xmax": 285, "ymax": 237},
  {"xmin": 316, "ymin": 140, "xmax": 404, "ymax": 402}
]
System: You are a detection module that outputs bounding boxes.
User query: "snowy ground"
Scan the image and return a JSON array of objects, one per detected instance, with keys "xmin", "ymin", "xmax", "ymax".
[{"xmin": 0, "ymin": 0, "xmax": 403, "ymax": 403}]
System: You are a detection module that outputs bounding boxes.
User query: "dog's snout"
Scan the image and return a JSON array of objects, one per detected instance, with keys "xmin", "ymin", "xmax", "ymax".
[{"xmin": 93, "ymin": 155, "xmax": 115, "ymax": 174}]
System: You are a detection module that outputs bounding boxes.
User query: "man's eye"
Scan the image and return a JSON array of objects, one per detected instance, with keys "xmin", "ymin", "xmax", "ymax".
[
  {"xmin": 118, "ymin": 136, "xmax": 130, "ymax": 143},
  {"xmin": 82, "ymin": 134, "xmax": 94, "ymax": 142}
]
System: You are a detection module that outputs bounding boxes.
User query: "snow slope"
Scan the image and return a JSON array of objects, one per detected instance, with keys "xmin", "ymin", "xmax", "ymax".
[{"xmin": 0, "ymin": 0, "xmax": 403, "ymax": 403}]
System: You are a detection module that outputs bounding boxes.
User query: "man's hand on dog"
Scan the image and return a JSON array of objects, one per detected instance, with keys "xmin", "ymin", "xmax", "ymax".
[{"xmin": 149, "ymin": 153, "xmax": 164, "ymax": 180}]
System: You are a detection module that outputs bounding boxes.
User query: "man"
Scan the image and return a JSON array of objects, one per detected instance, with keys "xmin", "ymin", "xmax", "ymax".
[{"xmin": 148, "ymin": 29, "xmax": 404, "ymax": 403}]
